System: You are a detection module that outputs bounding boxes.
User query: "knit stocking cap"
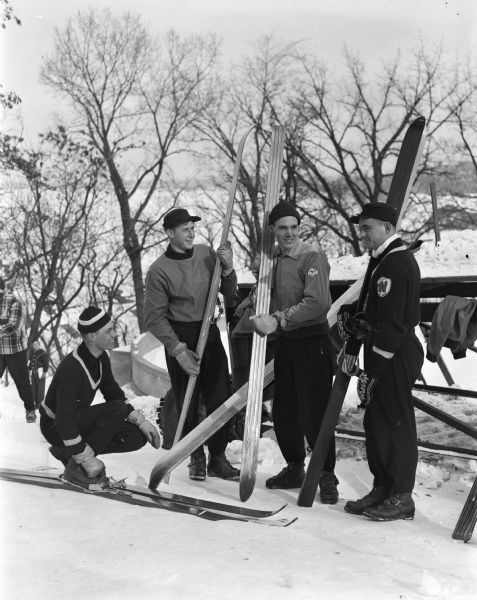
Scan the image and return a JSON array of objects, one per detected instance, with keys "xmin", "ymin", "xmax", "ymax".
[{"xmin": 77, "ymin": 306, "xmax": 111, "ymax": 334}]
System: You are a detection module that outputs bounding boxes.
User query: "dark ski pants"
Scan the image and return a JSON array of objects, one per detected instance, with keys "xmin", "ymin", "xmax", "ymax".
[
  {"xmin": 166, "ymin": 321, "xmax": 231, "ymax": 456},
  {"xmin": 31, "ymin": 372, "xmax": 46, "ymax": 408},
  {"xmin": 273, "ymin": 334, "xmax": 335, "ymax": 469},
  {"xmin": 363, "ymin": 333, "xmax": 424, "ymax": 494},
  {"xmin": 40, "ymin": 402, "xmax": 146, "ymax": 456},
  {"xmin": 0, "ymin": 350, "xmax": 35, "ymax": 412}
]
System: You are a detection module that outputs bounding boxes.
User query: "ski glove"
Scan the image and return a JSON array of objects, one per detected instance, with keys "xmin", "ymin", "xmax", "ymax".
[
  {"xmin": 217, "ymin": 241, "xmax": 234, "ymax": 276},
  {"xmin": 140, "ymin": 421, "xmax": 161, "ymax": 448},
  {"xmin": 173, "ymin": 343, "xmax": 201, "ymax": 376},
  {"xmin": 72, "ymin": 444, "xmax": 105, "ymax": 478},
  {"xmin": 126, "ymin": 410, "xmax": 161, "ymax": 448},
  {"xmin": 250, "ymin": 314, "xmax": 278, "ymax": 337},
  {"xmin": 127, "ymin": 409, "xmax": 161, "ymax": 448},
  {"xmin": 336, "ymin": 305, "xmax": 354, "ymax": 341},
  {"xmin": 357, "ymin": 372, "xmax": 378, "ymax": 408}
]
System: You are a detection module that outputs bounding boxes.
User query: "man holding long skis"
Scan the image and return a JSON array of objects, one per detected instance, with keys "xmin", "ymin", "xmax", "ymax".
[
  {"xmin": 145, "ymin": 208, "xmax": 240, "ymax": 482},
  {"xmin": 340, "ymin": 202, "xmax": 423, "ymax": 521},
  {"xmin": 252, "ymin": 201, "xmax": 338, "ymax": 503}
]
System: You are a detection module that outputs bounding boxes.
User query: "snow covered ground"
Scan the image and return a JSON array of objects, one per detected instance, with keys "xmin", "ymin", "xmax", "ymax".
[{"xmin": 1, "ymin": 361, "xmax": 476, "ymax": 600}]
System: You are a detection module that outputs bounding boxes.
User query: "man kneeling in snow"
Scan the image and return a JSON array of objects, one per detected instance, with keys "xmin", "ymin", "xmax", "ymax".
[{"xmin": 39, "ymin": 306, "xmax": 161, "ymax": 488}]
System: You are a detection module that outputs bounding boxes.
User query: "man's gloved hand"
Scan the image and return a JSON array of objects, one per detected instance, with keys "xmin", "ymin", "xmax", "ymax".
[
  {"xmin": 217, "ymin": 241, "xmax": 234, "ymax": 275},
  {"xmin": 357, "ymin": 371, "xmax": 378, "ymax": 408},
  {"xmin": 250, "ymin": 314, "xmax": 278, "ymax": 337},
  {"xmin": 72, "ymin": 444, "xmax": 105, "ymax": 478},
  {"xmin": 336, "ymin": 305, "xmax": 354, "ymax": 341},
  {"xmin": 173, "ymin": 343, "xmax": 201, "ymax": 376},
  {"xmin": 128, "ymin": 409, "xmax": 161, "ymax": 448},
  {"xmin": 139, "ymin": 421, "xmax": 161, "ymax": 448}
]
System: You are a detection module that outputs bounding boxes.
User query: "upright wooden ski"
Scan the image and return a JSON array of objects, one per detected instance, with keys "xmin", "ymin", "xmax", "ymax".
[
  {"xmin": 239, "ymin": 125, "xmax": 285, "ymax": 501},
  {"xmin": 164, "ymin": 125, "xmax": 254, "ymax": 483},
  {"xmin": 297, "ymin": 116, "xmax": 426, "ymax": 507}
]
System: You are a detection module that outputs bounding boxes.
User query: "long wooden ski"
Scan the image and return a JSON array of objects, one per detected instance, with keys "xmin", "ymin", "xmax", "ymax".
[
  {"xmin": 163, "ymin": 125, "xmax": 254, "ymax": 483},
  {"xmin": 239, "ymin": 125, "xmax": 285, "ymax": 501},
  {"xmin": 0, "ymin": 468, "xmax": 296, "ymax": 526},
  {"xmin": 297, "ymin": 116, "xmax": 427, "ymax": 507}
]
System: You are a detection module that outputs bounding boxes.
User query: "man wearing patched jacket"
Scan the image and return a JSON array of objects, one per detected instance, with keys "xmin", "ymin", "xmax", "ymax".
[
  {"xmin": 252, "ymin": 202, "xmax": 337, "ymax": 503},
  {"xmin": 339, "ymin": 203, "xmax": 423, "ymax": 522}
]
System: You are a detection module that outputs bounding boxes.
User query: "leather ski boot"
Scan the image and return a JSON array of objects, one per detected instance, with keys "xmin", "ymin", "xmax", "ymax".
[
  {"xmin": 25, "ymin": 410, "xmax": 37, "ymax": 423},
  {"xmin": 62, "ymin": 459, "xmax": 108, "ymax": 490},
  {"xmin": 319, "ymin": 471, "xmax": 339, "ymax": 504},
  {"xmin": 188, "ymin": 450, "xmax": 206, "ymax": 481},
  {"xmin": 207, "ymin": 453, "xmax": 240, "ymax": 481},
  {"xmin": 265, "ymin": 462, "xmax": 305, "ymax": 489},
  {"xmin": 344, "ymin": 486, "xmax": 389, "ymax": 515},
  {"xmin": 363, "ymin": 492, "xmax": 415, "ymax": 521}
]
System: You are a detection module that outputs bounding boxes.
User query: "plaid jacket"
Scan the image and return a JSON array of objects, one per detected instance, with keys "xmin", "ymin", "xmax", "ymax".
[{"xmin": 0, "ymin": 291, "xmax": 28, "ymax": 354}]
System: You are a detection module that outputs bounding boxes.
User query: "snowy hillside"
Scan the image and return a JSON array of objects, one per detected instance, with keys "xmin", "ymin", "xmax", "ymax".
[{"xmin": 238, "ymin": 229, "xmax": 477, "ymax": 283}]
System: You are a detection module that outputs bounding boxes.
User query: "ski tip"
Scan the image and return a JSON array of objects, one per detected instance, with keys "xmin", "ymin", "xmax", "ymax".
[
  {"xmin": 239, "ymin": 480, "xmax": 255, "ymax": 503},
  {"xmin": 148, "ymin": 471, "xmax": 162, "ymax": 491}
]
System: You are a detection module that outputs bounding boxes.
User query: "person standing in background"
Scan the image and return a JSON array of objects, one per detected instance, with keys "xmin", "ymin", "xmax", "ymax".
[
  {"xmin": 0, "ymin": 276, "xmax": 36, "ymax": 422},
  {"xmin": 28, "ymin": 339, "xmax": 49, "ymax": 409}
]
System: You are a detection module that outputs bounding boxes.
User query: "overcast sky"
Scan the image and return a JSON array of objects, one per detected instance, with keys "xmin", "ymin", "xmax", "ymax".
[{"xmin": 1, "ymin": 0, "xmax": 475, "ymax": 140}]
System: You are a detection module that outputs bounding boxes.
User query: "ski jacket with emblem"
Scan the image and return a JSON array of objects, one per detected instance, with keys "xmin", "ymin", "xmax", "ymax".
[
  {"xmin": 271, "ymin": 239, "xmax": 331, "ymax": 337},
  {"xmin": 42, "ymin": 342, "xmax": 133, "ymax": 454},
  {"xmin": 363, "ymin": 237, "xmax": 421, "ymax": 376}
]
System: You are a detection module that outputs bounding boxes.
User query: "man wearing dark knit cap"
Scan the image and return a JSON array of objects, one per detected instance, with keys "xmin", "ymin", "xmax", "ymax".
[
  {"xmin": 145, "ymin": 207, "xmax": 240, "ymax": 482},
  {"xmin": 252, "ymin": 202, "xmax": 338, "ymax": 502},
  {"xmin": 40, "ymin": 306, "xmax": 160, "ymax": 487}
]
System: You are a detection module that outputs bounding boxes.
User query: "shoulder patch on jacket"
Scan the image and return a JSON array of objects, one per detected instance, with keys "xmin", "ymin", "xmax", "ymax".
[
  {"xmin": 307, "ymin": 267, "xmax": 319, "ymax": 277},
  {"xmin": 376, "ymin": 276, "xmax": 392, "ymax": 297}
]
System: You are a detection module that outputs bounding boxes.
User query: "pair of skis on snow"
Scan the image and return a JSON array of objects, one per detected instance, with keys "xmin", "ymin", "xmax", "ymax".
[
  {"xmin": 151, "ymin": 116, "xmax": 427, "ymax": 508},
  {"xmin": 0, "ymin": 468, "xmax": 296, "ymax": 527}
]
